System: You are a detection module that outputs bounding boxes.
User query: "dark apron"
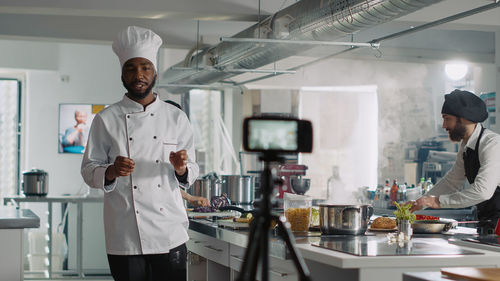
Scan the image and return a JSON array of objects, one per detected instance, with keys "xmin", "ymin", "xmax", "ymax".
[{"xmin": 463, "ymin": 126, "xmax": 500, "ymax": 234}]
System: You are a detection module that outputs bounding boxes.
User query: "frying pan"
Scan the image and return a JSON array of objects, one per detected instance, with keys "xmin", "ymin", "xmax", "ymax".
[{"xmin": 411, "ymin": 218, "xmax": 458, "ymax": 234}]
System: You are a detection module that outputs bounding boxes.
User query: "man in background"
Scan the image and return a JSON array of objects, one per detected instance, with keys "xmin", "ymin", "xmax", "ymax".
[{"xmin": 409, "ymin": 89, "xmax": 500, "ymax": 234}]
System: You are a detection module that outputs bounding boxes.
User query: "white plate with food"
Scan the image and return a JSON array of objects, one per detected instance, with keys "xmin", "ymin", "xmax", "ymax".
[{"xmin": 369, "ymin": 216, "xmax": 397, "ymax": 232}]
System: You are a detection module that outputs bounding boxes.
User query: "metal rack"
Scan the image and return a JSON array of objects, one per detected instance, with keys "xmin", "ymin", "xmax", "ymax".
[{"xmin": 3, "ymin": 195, "xmax": 110, "ymax": 280}]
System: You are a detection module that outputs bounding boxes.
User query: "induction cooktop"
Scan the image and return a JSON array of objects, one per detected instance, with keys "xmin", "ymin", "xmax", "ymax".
[{"xmin": 311, "ymin": 236, "xmax": 483, "ymax": 256}]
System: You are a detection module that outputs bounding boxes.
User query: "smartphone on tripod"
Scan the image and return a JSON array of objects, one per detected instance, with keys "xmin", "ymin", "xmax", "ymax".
[{"xmin": 238, "ymin": 116, "xmax": 313, "ymax": 281}]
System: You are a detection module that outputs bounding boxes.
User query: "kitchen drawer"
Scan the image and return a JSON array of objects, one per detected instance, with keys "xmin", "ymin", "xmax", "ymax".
[
  {"xmin": 229, "ymin": 244, "xmax": 297, "ymax": 281},
  {"xmin": 187, "ymin": 231, "xmax": 229, "ymax": 267}
]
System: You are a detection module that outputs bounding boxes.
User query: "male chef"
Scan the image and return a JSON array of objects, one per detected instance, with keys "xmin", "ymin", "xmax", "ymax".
[
  {"xmin": 81, "ymin": 26, "xmax": 199, "ymax": 280},
  {"xmin": 409, "ymin": 89, "xmax": 500, "ymax": 234}
]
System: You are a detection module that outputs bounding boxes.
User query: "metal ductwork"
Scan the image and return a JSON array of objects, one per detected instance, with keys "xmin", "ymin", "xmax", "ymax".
[{"xmin": 162, "ymin": 0, "xmax": 443, "ymax": 93}]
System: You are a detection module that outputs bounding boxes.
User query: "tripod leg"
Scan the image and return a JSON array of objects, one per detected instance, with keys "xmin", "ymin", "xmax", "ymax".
[
  {"xmin": 276, "ymin": 218, "xmax": 312, "ymax": 281},
  {"xmin": 260, "ymin": 215, "xmax": 269, "ymax": 281},
  {"xmin": 237, "ymin": 214, "xmax": 263, "ymax": 281}
]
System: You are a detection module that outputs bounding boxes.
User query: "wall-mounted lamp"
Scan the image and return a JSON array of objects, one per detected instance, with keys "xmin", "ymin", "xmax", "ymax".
[{"xmin": 444, "ymin": 63, "xmax": 468, "ymax": 81}]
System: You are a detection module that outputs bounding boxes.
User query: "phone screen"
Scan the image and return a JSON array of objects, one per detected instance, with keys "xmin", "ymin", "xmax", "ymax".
[{"xmin": 247, "ymin": 119, "xmax": 298, "ymax": 151}]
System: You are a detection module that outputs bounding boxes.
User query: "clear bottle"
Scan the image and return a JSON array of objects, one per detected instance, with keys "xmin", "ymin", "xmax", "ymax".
[
  {"xmin": 326, "ymin": 166, "xmax": 342, "ymax": 202},
  {"xmin": 418, "ymin": 177, "xmax": 425, "ymax": 195},
  {"xmin": 398, "ymin": 182, "xmax": 407, "ymax": 202},
  {"xmin": 425, "ymin": 177, "xmax": 433, "ymax": 193}
]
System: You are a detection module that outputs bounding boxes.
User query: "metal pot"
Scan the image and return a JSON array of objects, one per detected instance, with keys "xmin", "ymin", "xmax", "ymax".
[
  {"xmin": 187, "ymin": 178, "xmax": 211, "ymax": 207},
  {"xmin": 22, "ymin": 169, "xmax": 48, "ymax": 196},
  {"xmin": 220, "ymin": 175, "xmax": 254, "ymax": 205},
  {"xmin": 319, "ymin": 204, "xmax": 373, "ymax": 235}
]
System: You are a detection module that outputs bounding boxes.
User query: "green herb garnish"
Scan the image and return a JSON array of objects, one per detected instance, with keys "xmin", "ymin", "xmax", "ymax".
[{"xmin": 393, "ymin": 202, "xmax": 416, "ymax": 223}]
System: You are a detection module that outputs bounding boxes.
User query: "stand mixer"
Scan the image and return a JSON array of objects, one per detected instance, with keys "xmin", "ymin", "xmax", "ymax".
[{"xmin": 277, "ymin": 164, "xmax": 310, "ymax": 198}]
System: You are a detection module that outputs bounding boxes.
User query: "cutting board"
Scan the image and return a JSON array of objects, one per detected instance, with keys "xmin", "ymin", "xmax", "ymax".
[
  {"xmin": 217, "ymin": 220, "xmax": 250, "ymax": 230},
  {"xmin": 186, "ymin": 211, "xmax": 235, "ymax": 219},
  {"xmin": 441, "ymin": 267, "xmax": 500, "ymax": 281}
]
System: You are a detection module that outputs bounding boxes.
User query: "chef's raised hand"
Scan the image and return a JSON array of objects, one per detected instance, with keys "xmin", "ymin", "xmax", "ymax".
[
  {"xmin": 105, "ymin": 156, "xmax": 135, "ymax": 182},
  {"xmin": 408, "ymin": 195, "xmax": 441, "ymax": 212},
  {"xmin": 170, "ymin": 150, "xmax": 188, "ymax": 176}
]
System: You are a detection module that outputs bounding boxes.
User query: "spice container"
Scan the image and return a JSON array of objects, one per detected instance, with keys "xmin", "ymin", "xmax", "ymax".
[{"xmin": 284, "ymin": 193, "xmax": 312, "ymax": 232}]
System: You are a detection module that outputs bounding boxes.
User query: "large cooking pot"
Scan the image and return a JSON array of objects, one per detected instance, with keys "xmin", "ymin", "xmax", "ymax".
[
  {"xmin": 220, "ymin": 175, "xmax": 254, "ymax": 205},
  {"xmin": 22, "ymin": 169, "xmax": 48, "ymax": 196},
  {"xmin": 186, "ymin": 176, "xmax": 224, "ymax": 207},
  {"xmin": 187, "ymin": 178, "xmax": 210, "ymax": 208},
  {"xmin": 319, "ymin": 204, "xmax": 373, "ymax": 235}
]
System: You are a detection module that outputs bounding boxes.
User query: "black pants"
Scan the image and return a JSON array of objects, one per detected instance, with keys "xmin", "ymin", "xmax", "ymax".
[{"xmin": 107, "ymin": 243, "xmax": 187, "ymax": 281}]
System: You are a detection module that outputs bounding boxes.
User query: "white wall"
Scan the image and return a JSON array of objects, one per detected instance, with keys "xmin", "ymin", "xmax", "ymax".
[{"xmin": 1, "ymin": 39, "xmax": 128, "ymax": 272}]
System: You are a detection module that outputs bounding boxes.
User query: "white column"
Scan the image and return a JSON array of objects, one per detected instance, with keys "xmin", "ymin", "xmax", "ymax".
[{"xmin": 495, "ymin": 31, "xmax": 500, "ymax": 133}]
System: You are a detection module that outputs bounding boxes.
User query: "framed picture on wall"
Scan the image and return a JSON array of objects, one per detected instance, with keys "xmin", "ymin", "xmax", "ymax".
[{"xmin": 58, "ymin": 104, "xmax": 107, "ymax": 154}]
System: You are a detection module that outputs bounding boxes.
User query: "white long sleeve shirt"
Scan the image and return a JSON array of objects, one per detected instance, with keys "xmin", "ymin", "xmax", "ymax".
[
  {"xmin": 81, "ymin": 94, "xmax": 199, "ymax": 255},
  {"xmin": 427, "ymin": 124, "xmax": 500, "ymax": 208}
]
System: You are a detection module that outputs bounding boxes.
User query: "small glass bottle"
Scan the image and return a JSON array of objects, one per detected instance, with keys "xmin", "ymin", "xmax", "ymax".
[{"xmin": 326, "ymin": 166, "xmax": 341, "ymax": 202}]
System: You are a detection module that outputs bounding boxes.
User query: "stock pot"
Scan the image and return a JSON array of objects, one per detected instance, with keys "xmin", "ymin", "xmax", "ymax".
[
  {"xmin": 187, "ymin": 176, "xmax": 224, "ymax": 207},
  {"xmin": 22, "ymin": 169, "xmax": 48, "ymax": 196},
  {"xmin": 220, "ymin": 175, "xmax": 254, "ymax": 205},
  {"xmin": 319, "ymin": 204, "xmax": 373, "ymax": 235}
]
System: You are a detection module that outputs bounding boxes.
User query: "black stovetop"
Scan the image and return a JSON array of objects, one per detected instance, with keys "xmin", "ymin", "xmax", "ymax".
[{"xmin": 311, "ymin": 236, "xmax": 483, "ymax": 256}]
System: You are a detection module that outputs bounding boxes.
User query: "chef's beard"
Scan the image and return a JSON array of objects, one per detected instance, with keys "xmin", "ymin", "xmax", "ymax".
[
  {"xmin": 448, "ymin": 118, "xmax": 467, "ymax": 142},
  {"xmin": 122, "ymin": 77, "xmax": 156, "ymax": 100}
]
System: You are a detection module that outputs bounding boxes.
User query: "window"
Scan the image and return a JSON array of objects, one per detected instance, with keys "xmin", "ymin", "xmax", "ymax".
[
  {"xmin": 0, "ymin": 79, "xmax": 21, "ymax": 198},
  {"xmin": 189, "ymin": 89, "xmax": 237, "ymax": 175}
]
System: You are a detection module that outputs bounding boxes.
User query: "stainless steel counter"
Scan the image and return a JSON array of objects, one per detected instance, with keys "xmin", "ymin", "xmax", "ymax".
[
  {"xmin": 189, "ymin": 218, "xmax": 331, "ymax": 259},
  {"xmin": 0, "ymin": 206, "xmax": 39, "ymax": 229},
  {"xmin": 188, "ymin": 218, "xmax": 481, "ymax": 260}
]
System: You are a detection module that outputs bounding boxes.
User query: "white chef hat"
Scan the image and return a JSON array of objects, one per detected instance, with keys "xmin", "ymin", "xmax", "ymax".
[{"xmin": 112, "ymin": 26, "xmax": 163, "ymax": 71}]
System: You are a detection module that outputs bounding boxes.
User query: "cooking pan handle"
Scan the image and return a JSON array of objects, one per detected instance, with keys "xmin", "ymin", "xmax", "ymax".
[
  {"xmin": 218, "ymin": 205, "xmax": 252, "ymax": 214},
  {"xmin": 367, "ymin": 206, "xmax": 374, "ymax": 220}
]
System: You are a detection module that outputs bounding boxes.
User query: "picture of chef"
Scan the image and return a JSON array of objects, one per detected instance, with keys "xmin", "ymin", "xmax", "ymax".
[{"xmin": 59, "ymin": 104, "xmax": 103, "ymax": 154}]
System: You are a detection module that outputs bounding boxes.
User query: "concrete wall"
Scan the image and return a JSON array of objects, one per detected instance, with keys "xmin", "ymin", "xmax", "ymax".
[{"xmin": 242, "ymin": 56, "xmax": 496, "ymax": 187}]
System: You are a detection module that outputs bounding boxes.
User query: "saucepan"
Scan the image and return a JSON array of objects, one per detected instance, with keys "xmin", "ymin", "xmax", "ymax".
[{"xmin": 319, "ymin": 204, "xmax": 373, "ymax": 235}]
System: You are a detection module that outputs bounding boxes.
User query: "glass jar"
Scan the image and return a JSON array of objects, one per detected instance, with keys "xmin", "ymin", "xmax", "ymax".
[{"xmin": 284, "ymin": 193, "xmax": 312, "ymax": 232}]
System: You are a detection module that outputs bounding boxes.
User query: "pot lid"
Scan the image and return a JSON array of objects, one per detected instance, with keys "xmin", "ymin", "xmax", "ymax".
[{"xmin": 23, "ymin": 168, "xmax": 47, "ymax": 175}]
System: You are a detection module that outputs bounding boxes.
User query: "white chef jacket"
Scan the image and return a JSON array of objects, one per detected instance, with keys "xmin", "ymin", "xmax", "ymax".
[
  {"xmin": 426, "ymin": 124, "xmax": 500, "ymax": 208},
  {"xmin": 81, "ymin": 94, "xmax": 199, "ymax": 255}
]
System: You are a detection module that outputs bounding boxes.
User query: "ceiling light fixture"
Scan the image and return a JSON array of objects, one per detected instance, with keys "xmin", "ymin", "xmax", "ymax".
[{"xmin": 445, "ymin": 63, "xmax": 468, "ymax": 81}]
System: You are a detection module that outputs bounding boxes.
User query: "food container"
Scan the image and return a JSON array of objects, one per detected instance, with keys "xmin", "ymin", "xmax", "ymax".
[
  {"xmin": 22, "ymin": 169, "xmax": 48, "ymax": 196},
  {"xmin": 284, "ymin": 193, "xmax": 312, "ymax": 232},
  {"xmin": 397, "ymin": 219, "xmax": 413, "ymax": 238},
  {"xmin": 319, "ymin": 204, "xmax": 373, "ymax": 235}
]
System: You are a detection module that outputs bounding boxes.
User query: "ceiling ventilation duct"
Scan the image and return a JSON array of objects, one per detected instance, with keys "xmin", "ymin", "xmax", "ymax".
[{"xmin": 162, "ymin": 0, "xmax": 443, "ymax": 93}]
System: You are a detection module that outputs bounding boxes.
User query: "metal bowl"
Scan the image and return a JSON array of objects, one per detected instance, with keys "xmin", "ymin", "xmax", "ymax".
[
  {"xmin": 291, "ymin": 178, "xmax": 310, "ymax": 195},
  {"xmin": 319, "ymin": 204, "xmax": 373, "ymax": 235}
]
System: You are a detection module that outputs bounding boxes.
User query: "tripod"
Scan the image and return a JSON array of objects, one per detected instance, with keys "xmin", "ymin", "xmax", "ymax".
[{"xmin": 237, "ymin": 153, "xmax": 312, "ymax": 281}]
